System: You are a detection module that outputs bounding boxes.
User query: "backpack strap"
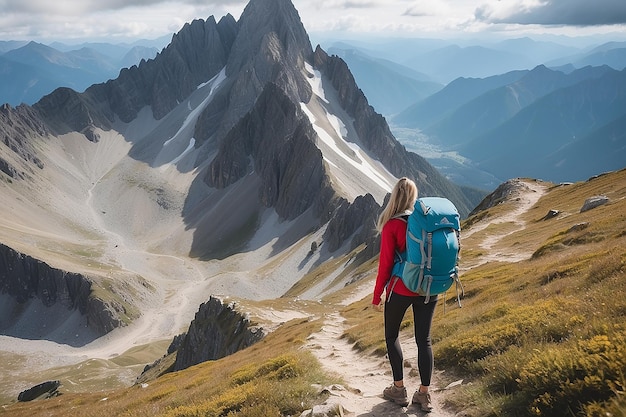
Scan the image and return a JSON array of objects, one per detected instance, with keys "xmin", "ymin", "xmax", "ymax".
[
  {"xmin": 453, "ymin": 270, "xmax": 464, "ymax": 307},
  {"xmin": 386, "ymin": 276, "xmax": 400, "ymax": 302},
  {"xmin": 423, "ymin": 275, "xmax": 433, "ymax": 303},
  {"xmin": 426, "ymin": 232, "xmax": 433, "ymax": 269}
]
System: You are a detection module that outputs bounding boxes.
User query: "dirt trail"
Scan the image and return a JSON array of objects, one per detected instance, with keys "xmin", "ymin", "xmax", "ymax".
[
  {"xmin": 462, "ymin": 180, "xmax": 547, "ymax": 267},
  {"xmin": 302, "ymin": 181, "xmax": 547, "ymax": 416},
  {"xmin": 304, "ymin": 312, "xmax": 459, "ymax": 417}
]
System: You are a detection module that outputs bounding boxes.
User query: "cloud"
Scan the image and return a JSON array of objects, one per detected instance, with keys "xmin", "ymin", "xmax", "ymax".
[
  {"xmin": 0, "ymin": 0, "xmax": 244, "ymax": 15},
  {"xmin": 315, "ymin": 0, "xmax": 380, "ymax": 9},
  {"xmin": 476, "ymin": 0, "xmax": 626, "ymax": 26},
  {"xmin": 0, "ymin": 0, "xmax": 246, "ymax": 41},
  {"xmin": 402, "ymin": 0, "xmax": 452, "ymax": 17}
]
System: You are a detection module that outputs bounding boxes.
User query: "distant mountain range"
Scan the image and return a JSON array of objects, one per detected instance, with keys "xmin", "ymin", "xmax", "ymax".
[
  {"xmin": 392, "ymin": 64, "xmax": 625, "ymax": 184},
  {"xmin": 326, "ymin": 46, "xmax": 442, "ymax": 116},
  {"xmin": 0, "ymin": 38, "xmax": 168, "ymax": 106}
]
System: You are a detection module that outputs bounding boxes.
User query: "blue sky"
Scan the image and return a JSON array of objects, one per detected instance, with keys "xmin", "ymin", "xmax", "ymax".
[{"xmin": 1, "ymin": 0, "xmax": 626, "ymax": 44}]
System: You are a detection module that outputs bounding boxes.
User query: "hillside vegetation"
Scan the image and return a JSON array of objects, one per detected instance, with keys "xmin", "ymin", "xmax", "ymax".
[
  {"xmin": 344, "ymin": 169, "xmax": 626, "ymax": 416},
  {"xmin": 3, "ymin": 169, "xmax": 625, "ymax": 416}
]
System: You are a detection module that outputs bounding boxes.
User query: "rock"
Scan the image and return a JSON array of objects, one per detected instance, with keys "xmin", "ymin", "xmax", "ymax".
[
  {"xmin": 580, "ymin": 196, "xmax": 609, "ymax": 213},
  {"xmin": 205, "ymin": 82, "xmax": 340, "ymax": 224},
  {"xmin": 324, "ymin": 193, "xmax": 379, "ymax": 253},
  {"xmin": 300, "ymin": 403, "xmax": 345, "ymax": 417},
  {"xmin": 469, "ymin": 179, "xmax": 530, "ymax": 217},
  {"xmin": 172, "ymin": 296, "xmax": 265, "ymax": 371},
  {"xmin": 0, "ymin": 103, "xmax": 46, "ymax": 178},
  {"xmin": 0, "ymin": 243, "xmax": 128, "ymax": 339},
  {"xmin": 568, "ymin": 222, "xmax": 590, "ymax": 233},
  {"xmin": 543, "ymin": 209, "xmax": 560, "ymax": 220},
  {"xmin": 17, "ymin": 380, "xmax": 61, "ymax": 402}
]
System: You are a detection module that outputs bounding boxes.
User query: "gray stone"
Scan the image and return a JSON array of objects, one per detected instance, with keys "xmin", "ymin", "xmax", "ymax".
[
  {"xmin": 543, "ymin": 209, "xmax": 560, "ymax": 220},
  {"xmin": 568, "ymin": 222, "xmax": 590, "ymax": 233},
  {"xmin": 580, "ymin": 196, "xmax": 609, "ymax": 212},
  {"xmin": 17, "ymin": 380, "xmax": 61, "ymax": 402}
]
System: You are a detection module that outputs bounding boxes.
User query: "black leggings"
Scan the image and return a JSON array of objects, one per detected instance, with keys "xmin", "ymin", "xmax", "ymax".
[{"xmin": 384, "ymin": 293, "xmax": 437, "ymax": 386}]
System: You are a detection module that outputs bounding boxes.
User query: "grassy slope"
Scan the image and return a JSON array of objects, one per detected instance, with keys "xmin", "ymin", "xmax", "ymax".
[
  {"xmin": 344, "ymin": 169, "xmax": 626, "ymax": 416},
  {"xmin": 3, "ymin": 168, "xmax": 625, "ymax": 417}
]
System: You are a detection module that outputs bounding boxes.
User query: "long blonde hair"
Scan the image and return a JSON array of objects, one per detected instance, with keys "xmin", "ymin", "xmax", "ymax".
[{"xmin": 376, "ymin": 177, "xmax": 418, "ymax": 232}]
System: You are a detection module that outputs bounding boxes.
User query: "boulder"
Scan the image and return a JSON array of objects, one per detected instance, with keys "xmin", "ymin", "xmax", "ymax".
[
  {"xmin": 580, "ymin": 196, "xmax": 609, "ymax": 213},
  {"xmin": 543, "ymin": 209, "xmax": 560, "ymax": 220},
  {"xmin": 17, "ymin": 380, "xmax": 61, "ymax": 402}
]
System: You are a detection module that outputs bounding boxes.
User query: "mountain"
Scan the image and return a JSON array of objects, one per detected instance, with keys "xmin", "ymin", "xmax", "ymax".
[
  {"xmin": 0, "ymin": 40, "xmax": 28, "ymax": 53},
  {"xmin": 326, "ymin": 46, "xmax": 442, "ymax": 116},
  {"xmin": 547, "ymin": 41, "xmax": 626, "ymax": 70},
  {"xmin": 0, "ymin": 41, "xmax": 159, "ymax": 106},
  {"xmin": 574, "ymin": 47, "xmax": 626, "ymax": 70},
  {"xmin": 491, "ymin": 37, "xmax": 581, "ymax": 65},
  {"xmin": 0, "ymin": 0, "xmax": 481, "ymax": 399},
  {"xmin": 119, "ymin": 45, "xmax": 160, "ymax": 68},
  {"xmin": 422, "ymin": 64, "xmax": 616, "ymax": 148},
  {"xmin": 391, "ymin": 69, "xmax": 528, "ymax": 130},
  {"xmin": 403, "ymin": 44, "xmax": 536, "ymax": 84},
  {"xmin": 391, "ymin": 63, "xmax": 625, "ymax": 185},
  {"xmin": 460, "ymin": 68, "xmax": 626, "ymax": 182},
  {"xmin": 0, "ymin": 55, "xmax": 64, "ymax": 106}
]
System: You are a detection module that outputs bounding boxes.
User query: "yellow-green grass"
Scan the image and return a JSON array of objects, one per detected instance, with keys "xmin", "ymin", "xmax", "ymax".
[
  {"xmin": 342, "ymin": 169, "xmax": 626, "ymax": 417},
  {"xmin": 1, "ymin": 317, "xmax": 334, "ymax": 417}
]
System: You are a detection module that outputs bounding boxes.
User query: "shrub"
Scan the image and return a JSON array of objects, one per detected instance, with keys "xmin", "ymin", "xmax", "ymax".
[
  {"xmin": 165, "ymin": 353, "xmax": 323, "ymax": 417},
  {"xmin": 436, "ymin": 299, "xmax": 575, "ymax": 372},
  {"xmin": 511, "ymin": 334, "xmax": 626, "ymax": 416}
]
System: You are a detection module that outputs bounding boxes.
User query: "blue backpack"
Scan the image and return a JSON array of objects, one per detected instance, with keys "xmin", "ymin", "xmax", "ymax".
[{"xmin": 390, "ymin": 197, "xmax": 464, "ymax": 306}]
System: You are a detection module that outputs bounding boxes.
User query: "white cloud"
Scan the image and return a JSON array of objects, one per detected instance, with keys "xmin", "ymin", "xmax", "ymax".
[
  {"xmin": 0, "ymin": 0, "xmax": 625, "ymax": 43},
  {"xmin": 403, "ymin": 0, "xmax": 453, "ymax": 18}
]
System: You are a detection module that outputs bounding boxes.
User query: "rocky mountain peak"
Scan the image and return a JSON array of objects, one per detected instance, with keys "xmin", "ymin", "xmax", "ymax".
[
  {"xmin": 219, "ymin": 0, "xmax": 313, "ymax": 124},
  {"xmin": 229, "ymin": 0, "xmax": 312, "ymax": 76}
]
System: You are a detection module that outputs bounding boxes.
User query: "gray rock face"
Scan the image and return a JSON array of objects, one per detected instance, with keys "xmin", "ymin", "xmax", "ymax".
[
  {"xmin": 32, "ymin": 13, "xmax": 238, "ymax": 138},
  {"xmin": 206, "ymin": 83, "xmax": 336, "ymax": 221},
  {"xmin": 0, "ymin": 103, "xmax": 46, "ymax": 179},
  {"xmin": 34, "ymin": 87, "xmax": 109, "ymax": 141},
  {"xmin": 193, "ymin": 0, "xmax": 314, "ymax": 149},
  {"xmin": 0, "ymin": 243, "xmax": 126, "ymax": 340},
  {"xmin": 469, "ymin": 178, "xmax": 531, "ymax": 216},
  {"xmin": 324, "ymin": 193, "xmax": 380, "ymax": 253},
  {"xmin": 173, "ymin": 296, "xmax": 264, "ymax": 371}
]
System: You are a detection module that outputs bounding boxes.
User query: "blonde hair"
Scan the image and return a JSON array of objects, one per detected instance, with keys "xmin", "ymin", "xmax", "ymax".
[{"xmin": 376, "ymin": 177, "xmax": 418, "ymax": 232}]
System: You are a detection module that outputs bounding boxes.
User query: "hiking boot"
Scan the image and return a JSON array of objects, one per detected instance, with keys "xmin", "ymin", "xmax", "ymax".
[
  {"xmin": 383, "ymin": 384, "xmax": 409, "ymax": 406},
  {"xmin": 412, "ymin": 390, "xmax": 433, "ymax": 412}
]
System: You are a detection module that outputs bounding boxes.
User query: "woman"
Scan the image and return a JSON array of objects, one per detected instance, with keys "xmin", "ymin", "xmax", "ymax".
[{"xmin": 372, "ymin": 177, "xmax": 436, "ymax": 412}]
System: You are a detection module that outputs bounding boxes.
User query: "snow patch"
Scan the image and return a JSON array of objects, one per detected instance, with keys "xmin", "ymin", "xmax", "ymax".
[
  {"xmin": 162, "ymin": 68, "xmax": 227, "ymax": 159},
  {"xmin": 301, "ymin": 64, "xmax": 396, "ymax": 199},
  {"xmin": 305, "ymin": 63, "xmax": 328, "ymax": 104}
]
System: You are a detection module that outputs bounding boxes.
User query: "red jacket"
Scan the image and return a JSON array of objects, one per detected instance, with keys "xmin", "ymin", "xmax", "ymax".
[{"xmin": 372, "ymin": 217, "xmax": 418, "ymax": 305}]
